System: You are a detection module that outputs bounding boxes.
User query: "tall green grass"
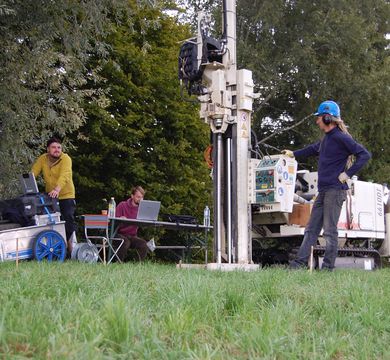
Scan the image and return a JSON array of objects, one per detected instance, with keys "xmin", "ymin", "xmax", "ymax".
[{"xmin": 1, "ymin": 262, "xmax": 390, "ymax": 359}]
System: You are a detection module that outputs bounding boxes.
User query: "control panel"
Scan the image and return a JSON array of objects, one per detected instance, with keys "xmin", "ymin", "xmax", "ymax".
[{"xmin": 248, "ymin": 155, "xmax": 298, "ymax": 213}]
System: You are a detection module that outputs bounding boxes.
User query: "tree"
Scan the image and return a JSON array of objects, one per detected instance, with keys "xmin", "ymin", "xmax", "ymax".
[
  {"xmin": 235, "ymin": 0, "xmax": 390, "ymax": 181},
  {"xmin": 70, "ymin": 1, "xmax": 211, "ymax": 217},
  {"xmin": 0, "ymin": 0, "xmax": 129, "ymax": 197}
]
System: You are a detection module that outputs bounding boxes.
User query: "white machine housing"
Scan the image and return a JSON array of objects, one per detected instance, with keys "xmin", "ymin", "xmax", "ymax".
[
  {"xmin": 337, "ymin": 180, "xmax": 385, "ymax": 239},
  {"xmin": 249, "ymin": 156, "xmax": 390, "ymax": 256},
  {"xmin": 278, "ymin": 177, "xmax": 386, "ymax": 243}
]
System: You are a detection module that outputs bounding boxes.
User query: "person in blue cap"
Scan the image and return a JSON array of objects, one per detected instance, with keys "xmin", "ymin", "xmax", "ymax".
[{"xmin": 283, "ymin": 100, "xmax": 371, "ymax": 270}]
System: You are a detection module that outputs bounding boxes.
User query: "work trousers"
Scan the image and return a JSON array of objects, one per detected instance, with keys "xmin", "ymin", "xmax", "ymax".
[
  {"xmin": 117, "ymin": 234, "xmax": 149, "ymax": 262},
  {"xmin": 59, "ymin": 199, "xmax": 76, "ymax": 241},
  {"xmin": 290, "ymin": 189, "xmax": 346, "ymax": 270}
]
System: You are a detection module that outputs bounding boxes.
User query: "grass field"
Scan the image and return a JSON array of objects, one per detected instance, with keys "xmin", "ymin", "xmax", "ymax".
[{"xmin": 1, "ymin": 261, "xmax": 390, "ymax": 359}]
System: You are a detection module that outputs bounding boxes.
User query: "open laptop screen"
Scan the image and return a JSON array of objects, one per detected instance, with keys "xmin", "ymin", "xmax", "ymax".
[
  {"xmin": 136, "ymin": 200, "xmax": 161, "ymax": 221},
  {"xmin": 19, "ymin": 172, "xmax": 39, "ymax": 195}
]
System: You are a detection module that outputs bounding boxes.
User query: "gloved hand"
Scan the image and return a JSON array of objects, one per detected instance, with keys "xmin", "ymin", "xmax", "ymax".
[
  {"xmin": 282, "ymin": 149, "xmax": 294, "ymax": 158},
  {"xmin": 338, "ymin": 172, "xmax": 350, "ymax": 183}
]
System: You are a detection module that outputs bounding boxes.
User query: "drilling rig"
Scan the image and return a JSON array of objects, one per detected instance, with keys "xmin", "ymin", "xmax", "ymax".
[
  {"xmin": 178, "ymin": 0, "xmax": 390, "ymax": 270},
  {"xmin": 179, "ymin": 0, "xmax": 259, "ymax": 270}
]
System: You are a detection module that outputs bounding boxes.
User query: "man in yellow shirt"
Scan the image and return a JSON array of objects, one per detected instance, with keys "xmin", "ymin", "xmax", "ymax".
[{"xmin": 32, "ymin": 137, "xmax": 76, "ymax": 251}]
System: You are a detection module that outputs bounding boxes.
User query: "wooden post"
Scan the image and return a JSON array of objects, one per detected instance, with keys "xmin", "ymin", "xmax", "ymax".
[
  {"xmin": 16, "ymin": 238, "xmax": 19, "ymax": 269},
  {"xmin": 309, "ymin": 245, "xmax": 314, "ymax": 272},
  {"xmin": 103, "ymin": 238, "xmax": 106, "ymax": 265}
]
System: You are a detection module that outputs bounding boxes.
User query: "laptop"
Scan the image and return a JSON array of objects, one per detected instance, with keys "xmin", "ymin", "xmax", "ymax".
[
  {"xmin": 137, "ymin": 200, "xmax": 161, "ymax": 221},
  {"xmin": 19, "ymin": 172, "xmax": 39, "ymax": 195}
]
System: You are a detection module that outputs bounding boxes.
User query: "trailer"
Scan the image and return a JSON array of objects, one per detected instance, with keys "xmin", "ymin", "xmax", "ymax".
[{"xmin": 0, "ymin": 193, "xmax": 67, "ymax": 262}]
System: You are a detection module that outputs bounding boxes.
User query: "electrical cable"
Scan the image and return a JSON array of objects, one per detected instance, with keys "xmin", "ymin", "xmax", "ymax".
[
  {"xmin": 203, "ymin": 145, "xmax": 213, "ymax": 168},
  {"xmin": 256, "ymin": 113, "xmax": 313, "ymax": 147}
]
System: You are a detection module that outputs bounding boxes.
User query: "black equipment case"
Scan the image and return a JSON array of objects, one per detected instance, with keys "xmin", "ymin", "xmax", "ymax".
[{"xmin": 0, "ymin": 194, "xmax": 60, "ymax": 227}]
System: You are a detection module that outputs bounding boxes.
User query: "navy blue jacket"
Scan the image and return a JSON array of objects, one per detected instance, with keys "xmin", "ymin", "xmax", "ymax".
[{"xmin": 293, "ymin": 127, "xmax": 371, "ymax": 192}]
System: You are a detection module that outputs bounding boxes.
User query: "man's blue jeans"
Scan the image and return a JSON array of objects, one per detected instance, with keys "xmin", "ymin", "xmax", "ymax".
[{"xmin": 290, "ymin": 189, "xmax": 346, "ymax": 270}]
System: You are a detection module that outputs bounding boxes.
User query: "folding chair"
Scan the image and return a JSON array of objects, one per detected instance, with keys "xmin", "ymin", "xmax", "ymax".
[{"xmin": 83, "ymin": 214, "xmax": 124, "ymax": 264}]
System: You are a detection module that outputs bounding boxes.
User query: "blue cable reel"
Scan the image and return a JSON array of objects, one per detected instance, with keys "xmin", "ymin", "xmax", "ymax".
[{"xmin": 34, "ymin": 230, "xmax": 67, "ymax": 262}]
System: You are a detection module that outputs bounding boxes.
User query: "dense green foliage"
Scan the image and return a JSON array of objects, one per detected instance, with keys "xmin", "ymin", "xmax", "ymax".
[
  {"xmin": 0, "ymin": 0, "xmax": 132, "ymax": 196},
  {"xmin": 1, "ymin": 262, "xmax": 390, "ymax": 358},
  {"xmin": 71, "ymin": 2, "xmax": 211, "ymax": 216},
  {"xmin": 0, "ymin": 0, "xmax": 211, "ymax": 220},
  {"xmin": 238, "ymin": 0, "xmax": 390, "ymax": 180}
]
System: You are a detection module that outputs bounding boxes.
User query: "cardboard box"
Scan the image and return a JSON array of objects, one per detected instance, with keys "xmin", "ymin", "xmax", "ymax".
[{"xmin": 288, "ymin": 203, "xmax": 313, "ymax": 226}]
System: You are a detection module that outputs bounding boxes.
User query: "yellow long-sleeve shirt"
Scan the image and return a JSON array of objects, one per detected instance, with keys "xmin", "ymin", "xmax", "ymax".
[{"xmin": 32, "ymin": 153, "xmax": 75, "ymax": 200}]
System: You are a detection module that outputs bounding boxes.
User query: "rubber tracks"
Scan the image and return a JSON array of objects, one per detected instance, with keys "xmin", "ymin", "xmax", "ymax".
[{"xmin": 313, "ymin": 246, "xmax": 382, "ymax": 269}]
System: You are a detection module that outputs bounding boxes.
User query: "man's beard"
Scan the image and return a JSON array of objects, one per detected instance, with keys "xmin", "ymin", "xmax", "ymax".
[
  {"xmin": 49, "ymin": 153, "xmax": 61, "ymax": 160},
  {"xmin": 132, "ymin": 198, "xmax": 141, "ymax": 206}
]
